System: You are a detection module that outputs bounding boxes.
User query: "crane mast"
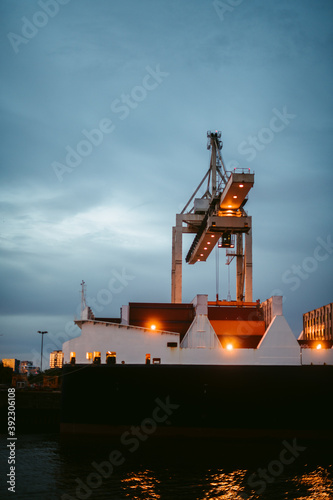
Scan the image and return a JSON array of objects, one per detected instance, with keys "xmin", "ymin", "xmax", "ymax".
[{"xmin": 171, "ymin": 131, "xmax": 254, "ymax": 303}]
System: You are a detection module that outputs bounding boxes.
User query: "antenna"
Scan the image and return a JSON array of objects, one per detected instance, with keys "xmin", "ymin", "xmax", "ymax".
[{"xmin": 80, "ymin": 280, "xmax": 87, "ymax": 314}]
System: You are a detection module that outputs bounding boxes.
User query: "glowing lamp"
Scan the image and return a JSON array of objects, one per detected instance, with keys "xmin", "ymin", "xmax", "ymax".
[
  {"xmin": 150, "ymin": 324, "xmax": 156, "ymax": 331},
  {"xmin": 226, "ymin": 343, "xmax": 233, "ymax": 350},
  {"xmin": 316, "ymin": 343, "xmax": 322, "ymax": 350},
  {"xmin": 239, "ymin": 184, "xmax": 244, "ymax": 188}
]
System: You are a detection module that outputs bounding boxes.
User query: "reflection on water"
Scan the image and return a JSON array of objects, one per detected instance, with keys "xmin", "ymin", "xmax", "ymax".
[
  {"xmin": 207, "ymin": 470, "xmax": 248, "ymax": 499},
  {"xmin": 0, "ymin": 434, "xmax": 332, "ymax": 499},
  {"xmin": 292, "ymin": 466, "xmax": 333, "ymax": 500},
  {"xmin": 122, "ymin": 471, "xmax": 161, "ymax": 499}
]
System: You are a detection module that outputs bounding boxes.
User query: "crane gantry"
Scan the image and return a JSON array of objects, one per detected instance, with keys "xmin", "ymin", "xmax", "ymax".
[{"xmin": 171, "ymin": 131, "xmax": 254, "ymax": 303}]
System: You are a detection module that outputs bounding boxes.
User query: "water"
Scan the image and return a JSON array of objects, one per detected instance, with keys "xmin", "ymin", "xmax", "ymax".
[{"xmin": 0, "ymin": 434, "xmax": 332, "ymax": 499}]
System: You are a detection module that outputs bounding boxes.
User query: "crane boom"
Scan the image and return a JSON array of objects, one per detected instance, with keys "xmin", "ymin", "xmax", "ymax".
[{"xmin": 171, "ymin": 130, "xmax": 254, "ymax": 303}]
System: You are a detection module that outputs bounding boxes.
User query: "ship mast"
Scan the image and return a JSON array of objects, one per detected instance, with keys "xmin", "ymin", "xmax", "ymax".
[{"xmin": 80, "ymin": 280, "xmax": 87, "ymax": 315}]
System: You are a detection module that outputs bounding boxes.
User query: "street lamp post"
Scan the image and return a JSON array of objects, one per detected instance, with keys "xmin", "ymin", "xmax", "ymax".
[{"xmin": 37, "ymin": 331, "xmax": 48, "ymax": 373}]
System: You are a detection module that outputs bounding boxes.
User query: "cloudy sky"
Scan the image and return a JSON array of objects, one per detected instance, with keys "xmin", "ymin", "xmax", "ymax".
[{"xmin": 1, "ymin": 0, "xmax": 332, "ymax": 367}]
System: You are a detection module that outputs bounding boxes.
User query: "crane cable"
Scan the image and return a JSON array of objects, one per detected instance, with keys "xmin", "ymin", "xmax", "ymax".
[{"xmin": 215, "ymin": 244, "xmax": 219, "ymax": 302}]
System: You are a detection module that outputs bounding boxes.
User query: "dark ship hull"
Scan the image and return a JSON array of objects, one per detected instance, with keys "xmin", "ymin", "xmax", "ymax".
[{"xmin": 61, "ymin": 363, "xmax": 333, "ymax": 439}]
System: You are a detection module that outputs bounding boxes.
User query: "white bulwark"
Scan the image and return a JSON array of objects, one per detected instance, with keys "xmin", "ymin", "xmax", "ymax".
[{"xmin": 62, "ymin": 295, "xmax": 333, "ymax": 367}]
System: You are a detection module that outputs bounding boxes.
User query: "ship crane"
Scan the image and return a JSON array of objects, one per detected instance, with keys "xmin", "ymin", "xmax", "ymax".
[{"xmin": 171, "ymin": 130, "xmax": 254, "ymax": 303}]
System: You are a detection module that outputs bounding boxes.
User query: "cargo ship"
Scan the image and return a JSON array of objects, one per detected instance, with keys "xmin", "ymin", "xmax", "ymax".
[{"xmin": 61, "ymin": 132, "xmax": 333, "ymax": 438}]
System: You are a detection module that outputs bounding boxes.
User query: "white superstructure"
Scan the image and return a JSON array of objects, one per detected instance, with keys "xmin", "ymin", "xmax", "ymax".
[{"xmin": 63, "ymin": 295, "xmax": 333, "ymax": 367}]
